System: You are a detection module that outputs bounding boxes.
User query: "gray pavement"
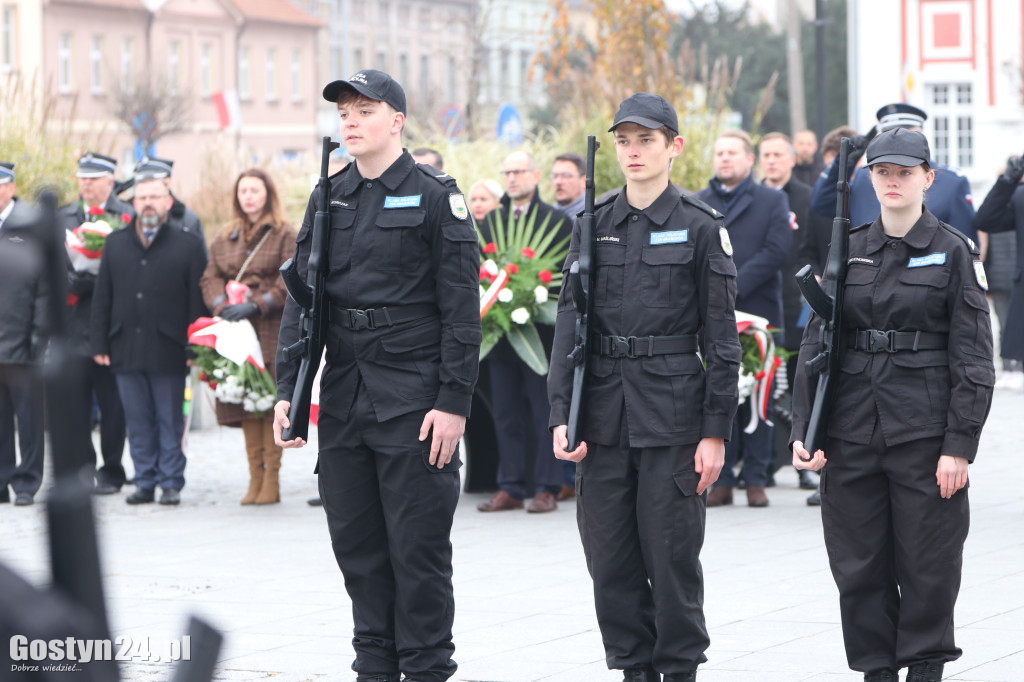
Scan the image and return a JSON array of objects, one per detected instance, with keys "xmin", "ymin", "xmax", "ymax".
[{"xmin": 1, "ymin": 387, "xmax": 1022, "ymax": 682}]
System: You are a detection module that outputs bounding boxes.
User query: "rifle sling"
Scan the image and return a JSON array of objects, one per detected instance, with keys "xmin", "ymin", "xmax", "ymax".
[
  {"xmin": 592, "ymin": 333, "xmax": 698, "ymax": 359},
  {"xmin": 328, "ymin": 303, "xmax": 438, "ymax": 331},
  {"xmin": 847, "ymin": 329, "xmax": 947, "ymax": 353}
]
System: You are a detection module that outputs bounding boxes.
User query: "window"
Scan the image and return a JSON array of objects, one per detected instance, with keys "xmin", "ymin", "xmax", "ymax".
[
  {"xmin": 353, "ymin": 47, "xmax": 363, "ymax": 70},
  {"xmin": 291, "ymin": 49, "xmax": 301, "ymax": 102},
  {"xmin": 927, "ymin": 83, "xmax": 973, "ymax": 170},
  {"xmin": 398, "ymin": 53, "xmax": 408, "ymax": 89},
  {"xmin": 331, "ymin": 45, "xmax": 342, "ymax": 78},
  {"xmin": 168, "ymin": 41, "xmax": 180, "ymax": 95},
  {"xmin": 90, "ymin": 36, "xmax": 103, "ymax": 93},
  {"xmin": 419, "ymin": 54, "xmax": 429, "ymax": 100},
  {"xmin": 120, "ymin": 37, "xmax": 133, "ymax": 92},
  {"xmin": 200, "ymin": 43, "xmax": 211, "ymax": 97},
  {"xmin": 377, "ymin": 50, "xmax": 387, "ymax": 71},
  {"xmin": 266, "ymin": 47, "xmax": 276, "ymax": 101},
  {"xmin": 238, "ymin": 46, "xmax": 250, "ymax": 99},
  {"xmin": 1, "ymin": 5, "xmax": 16, "ymax": 74},
  {"xmin": 58, "ymin": 33, "xmax": 72, "ymax": 92}
]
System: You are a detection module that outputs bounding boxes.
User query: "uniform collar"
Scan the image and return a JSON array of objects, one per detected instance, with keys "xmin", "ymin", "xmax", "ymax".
[
  {"xmin": 338, "ymin": 150, "xmax": 415, "ymax": 196},
  {"xmin": 610, "ymin": 183, "xmax": 680, "ymax": 226},
  {"xmin": 864, "ymin": 207, "xmax": 938, "ymax": 253}
]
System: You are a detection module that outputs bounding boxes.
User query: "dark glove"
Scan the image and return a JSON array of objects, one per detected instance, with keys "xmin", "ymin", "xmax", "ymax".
[
  {"xmin": 219, "ymin": 302, "xmax": 259, "ymax": 321},
  {"xmin": 847, "ymin": 126, "xmax": 878, "ymax": 159},
  {"xmin": 1002, "ymin": 155, "xmax": 1024, "ymax": 185}
]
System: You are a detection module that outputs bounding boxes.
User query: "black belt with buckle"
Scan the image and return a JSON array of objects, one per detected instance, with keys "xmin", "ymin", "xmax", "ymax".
[
  {"xmin": 847, "ymin": 329, "xmax": 947, "ymax": 353},
  {"xmin": 592, "ymin": 333, "xmax": 699, "ymax": 359},
  {"xmin": 328, "ymin": 303, "xmax": 438, "ymax": 331}
]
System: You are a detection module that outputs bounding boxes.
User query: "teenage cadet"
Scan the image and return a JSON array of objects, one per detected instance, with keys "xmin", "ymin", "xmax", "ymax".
[
  {"xmin": 548, "ymin": 92, "xmax": 742, "ymax": 682},
  {"xmin": 792, "ymin": 129, "xmax": 995, "ymax": 682},
  {"xmin": 273, "ymin": 70, "xmax": 481, "ymax": 682}
]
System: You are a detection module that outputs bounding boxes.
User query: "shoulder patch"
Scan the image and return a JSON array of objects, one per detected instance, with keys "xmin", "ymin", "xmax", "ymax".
[
  {"xmin": 719, "ymin": 226, "xmax": 733, "ymax": 255},
  {"xmin": 416, "ymin": 163, "xmax": 459, "ymax": 188},
  {"xmin": 681, "ymin": 192, "xmax": 723, "ymax": 220},
  {"xmin": 974, "ymin": 260, "xmax": 988, "ymax": 291},
  {"xmin": 449, "ymin": 193, "xmax": 469, "ymax": 220},
  {"xmin": 938, "ymin": 222, "xmax": 979, "ymax": 255}
]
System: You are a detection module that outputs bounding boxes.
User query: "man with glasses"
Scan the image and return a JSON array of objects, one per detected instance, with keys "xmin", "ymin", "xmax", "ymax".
[{"xmin": 552, "ymin": 152, "xmax": 587, "ymax": 219}]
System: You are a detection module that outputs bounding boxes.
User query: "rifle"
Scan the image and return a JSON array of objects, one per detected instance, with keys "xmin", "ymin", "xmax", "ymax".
[
  {"xmin": 279, "ymin": 136, "xmax": 339, "ymax": 441},
  {"xmin": 794, "ymin": 136, "xmax": 853, "ymax": 458},
  {"xmin": 565, "ymin": 135, "xmax": 599, "ymax": 450}
]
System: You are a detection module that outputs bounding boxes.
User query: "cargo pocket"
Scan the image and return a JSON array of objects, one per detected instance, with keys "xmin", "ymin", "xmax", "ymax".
[
  {"xmin": 641, "ymin": 354, "xmax": 704, "ymax": 431},
  {"xmin": 445, "ymin": 322, "xmax": 482, "ymax": 384},
  {"xmin": 889, "ymin": 351, "xmax": 950, "ymax": 426},
  {"xmin": 896, "ymin": 265, "xmax": 950, "ymax": 319},
  {"xmin": 376, "ymin": 209, "xmax": 426, "ymax": 272},
  {"xmin": 441, "ymin": 223, "xmax": 480, "ymax": 289},
  {"xmin": 640, "ymin": 244, "xmax": 694, "ymax": 308},
  {"xmin": 963, "ymin": 362, "xmax": 995, "ymax": 422},
  {"xmin": 327, "ymin": 207, "xmax": 356, "ymax": 273},
  {"xmin": 671, "ymin": 468, "xmax": 701, "ymax": 562},
  {"xmin": 594, "ymin": 242, "xmax": 626, "ymax": 308},
  {"xmin": 378, "ymin": 320, "xmax": 441, "ymax": 399},
  {"xmin": 421, "ymin": 445, "xmax": 463, "ymax": 473}
]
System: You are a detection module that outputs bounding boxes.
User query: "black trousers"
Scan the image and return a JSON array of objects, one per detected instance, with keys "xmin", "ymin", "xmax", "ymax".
[
  {"xmin": 821, "ymin": 423, "xmax": 968, "ymax": 672},
  {"xmin": 0, "ymin": 363, "xmax": 45, "ymax": 495},
  {"xmin": 577, "ymin": 416, "xmax": 709, "ymax": 674},
  {"xmin": 62, "ymin": 355, "xmax": 126, "ymax": 485},
  {"xmin": 317, "ymin": 376, "xmax": 460, "ymax": 682},
  {"xmin": 488, "ymin": 356, "xmax": 562, "ymax": 498}
]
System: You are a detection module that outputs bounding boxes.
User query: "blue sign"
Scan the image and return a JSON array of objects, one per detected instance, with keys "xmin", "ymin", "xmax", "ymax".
[
  {"xmin": 497, "ymin": 103, "xmax": 523, "ymax": 146},
  {"xmin": 439, "ymin": 106, "xmax": 465, "ymax": 140}
]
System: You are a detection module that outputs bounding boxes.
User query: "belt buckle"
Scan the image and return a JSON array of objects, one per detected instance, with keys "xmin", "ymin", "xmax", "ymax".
[
  {"xmin": 868, "ymin": 329, "xmax": 895, "ymax": 353},
  {"xmin": 610, "ymin": 335, "xmax": 635, "ymax": 359},
  {"xmin": 349, "ymin": 309, "xmax": 376, "ymax": 331}
]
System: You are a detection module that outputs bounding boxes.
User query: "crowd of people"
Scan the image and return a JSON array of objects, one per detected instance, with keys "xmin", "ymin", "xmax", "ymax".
[{"xmin": 0, "ymin": 64, "xmax": 1018, "ymax": 682}]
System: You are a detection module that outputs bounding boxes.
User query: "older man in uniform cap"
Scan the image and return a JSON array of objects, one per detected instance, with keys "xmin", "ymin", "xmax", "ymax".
[
  {"xmin": 0, "ymin": 162, "xmax": 50, "ymax": 506},
  {"xmin": 274, "ymin": 69, "xmax": 480, "ymax": 682},
  {"xmin": 57, "ymin": 152, "xmax": 135, "ymax": 494},
  {"xmin": 811, "ymin": 103, "xmax": 977, "ymax": 242},
  {"xmin": 132, "ymin": 156, "xmax": 205, "ymax": 246}
]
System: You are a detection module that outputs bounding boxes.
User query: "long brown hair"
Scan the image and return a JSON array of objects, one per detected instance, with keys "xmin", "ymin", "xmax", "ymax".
[{"xmin": 229, "ymin": 168, "xmax": 287, "ymax": 233}]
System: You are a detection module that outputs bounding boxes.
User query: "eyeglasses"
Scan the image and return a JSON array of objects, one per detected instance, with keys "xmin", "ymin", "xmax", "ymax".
[
  {"xmin": 551, "ymin": 172, "xmax": 583, "ymax": 181},
  {"xmin": 501, "ymin": 169, "xmax": 532, "ymax": 177}
]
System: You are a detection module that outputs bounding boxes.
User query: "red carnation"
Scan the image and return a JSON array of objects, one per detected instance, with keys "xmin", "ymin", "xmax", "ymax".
[
  {"xmin": 483, "ymin": 242, "xmax": 497, "ymax": 254},
  {"xmin": 198, "ymin": 371, "xmax": 209, "ymax": 382},
  {"xmin": 521, "ymin": 247, "xmax": 535, "ymax": 259},
  {"xmin": 538, "ymin": 270, "xmax": 552, "ymax": 284},
  {"xmin": 506, "ymin": 263, "xmax": 519, "ymax": 274},
  {"xmin": 121, "ymin": 213, "xmax": 132, "ymax": 224},
  {"xmin": 88, "ymin": 206, "xmax": 105, "ymax": 216}
]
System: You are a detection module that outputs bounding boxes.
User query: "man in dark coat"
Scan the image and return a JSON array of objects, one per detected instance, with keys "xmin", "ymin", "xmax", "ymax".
[
  {"xmin": 131, "ymin": 156, "xmax": 205, "ymax": 248},
  {"xmin": 0, "ymin": 163, "xmax": 50, "ymax": 506},
  {"xmin": 90, "ymin": 176, "xmax": 208, "ymax": 505},
  {"xmin": 698, "ymin": 130, "xmax": 791, "ymax": 507},
  {"xmin": 476, "ymin": 150, "xmax": 570, "ymax": 514},
  {"xmin": 57, "ymin": 152, "xmax": 135, "ymax": 493}
]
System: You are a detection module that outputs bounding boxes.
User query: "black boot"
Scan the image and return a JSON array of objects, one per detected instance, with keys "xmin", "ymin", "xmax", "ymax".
[
  {"xmin": 906, "ymin": 661, "xmax": 944, "ymax": 682},
  {"xmin": 623, "ymin": 667, "xmax": 660, "ymax": 682},
  {"xmin": 864, "ymin": 670, "xmax": 898, "ymax": 682},
  {"xmin": 664, "ymin": 673, "xmax": 696, "ymax": 682}
]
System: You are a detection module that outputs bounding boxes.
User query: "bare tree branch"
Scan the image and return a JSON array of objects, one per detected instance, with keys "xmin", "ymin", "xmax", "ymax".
[{"xmin": 110, "ymin": 73, "xmax": 193, "ymax": 152}]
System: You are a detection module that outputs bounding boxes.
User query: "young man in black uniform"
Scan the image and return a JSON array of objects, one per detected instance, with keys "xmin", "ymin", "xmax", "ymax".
[
  {"xmin": 273, "ymin": 70, "xmax": 480, "ymax": 682},
  {"xmin": 548, "ymin": 93, "xmax": 742, "ymax": 682}
]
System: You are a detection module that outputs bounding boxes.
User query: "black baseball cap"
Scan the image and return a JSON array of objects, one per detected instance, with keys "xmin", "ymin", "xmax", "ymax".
[
  {"xmin": 322, "ymin": 69, "xmax": 407, "ymax": 115},
  {"xmin": 866, "ymin": 128, "xmax": 931, "ymax": 167},
  {"xmin": 609, "ymin": 93, "xmax": 679, "ymax": 135}
]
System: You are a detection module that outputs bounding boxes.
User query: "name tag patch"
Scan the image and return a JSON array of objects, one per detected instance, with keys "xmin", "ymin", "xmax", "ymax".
[
  {"xmin": 907, "ymin": 252, "xmax": 946, "ymax": 268},
  {"xmin": 848, "ymin": 257, "xmax": 876, "ymax": 265},
  {"xmin": 597, "ymin": 235, "xmax": 621, "ymax": 243},
  {"xmin": 383, "ymin": 194, "xmax": 422, "ymax": 209},
  {"xmin": 650, "ymin": 230, "xmax": 688, "ymax": 245}
]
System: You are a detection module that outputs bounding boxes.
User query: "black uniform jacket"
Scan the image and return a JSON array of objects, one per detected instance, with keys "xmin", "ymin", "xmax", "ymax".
[
  {"xmin": 547, "ymin": 185, "xmax": 742, "ymax": 448},
  {"xmin": 90, "ymin": 221, "xmax": 208, "ymax": 374},
  {"xmin": 58, "ymin": 195, "xmax": 136, "ymax": 357},
  {"xmin": 275, "ymin": 151, "xmax": 481, "ymax": 422},
  {"xmin": 791, "ymin": 209, "xmax": 994, "ymax": 461},
  {"xmin": 973, "ymin": 177, "xmax": 1024, "ymax": 361},
  {"xmin": 0, "ymin": 200, "xmax": 50, "ymax": 364}
]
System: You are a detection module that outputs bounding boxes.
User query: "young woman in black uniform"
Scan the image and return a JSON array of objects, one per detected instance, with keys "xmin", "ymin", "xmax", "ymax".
[{"xmin": 791, "ymin": 128, "xmax": 995, "ymax": 682}]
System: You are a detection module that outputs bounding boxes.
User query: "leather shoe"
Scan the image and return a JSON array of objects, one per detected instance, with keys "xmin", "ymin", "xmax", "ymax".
[
  {"xmin": 664, "ymin": 674, "xmax": 696, "ymax": 682},
  {"xmin": 798, "ymin": 469, "xmax": 819, "ymax": 490},
  {"xmin": 527, "ymin": 492, "xmax": 557, "ymax": 513},
  {"xmin": 746, "ymin": 485, "xmax": 769, "ymax": 507},
  {"xmin": 477, "ymin": 490, "xmax": 523, "ymax": 512},
  {"xmin": 864, "ymin": 670, "xmax": 898, "ymax": 682},
  {"xmin": 308, "ymin": 496, "xmax": 323, "ymax": 506},
  {"xmin": 159, "ymin": 488, "xmax": 181, "ymax": 505},
  {"xmin": 0, "ymin": 488, "xmax": 9, "ymax": 503},
  {"xmin": 706, "ymin": 485, "xmax": 733, "ymax": 507},
  {"xmin": 126, "ymin": 488, "xmax": 155, "ymax": 505},
  {"xmin": 94, "ymin": 481, "xmax": 120, "ymax": 495},
  {"xmin": 906, "ymin": 662, "xmax": 943, "ymax": 682},
  {"xmin": 806, "ymin": 489, "xmax": 821, "ymax": 506},
  {"xmin": 14, "ymin": 492, "xmax": 34, "ymax": 506},
  {"xmin": 623, "ymin": 667, "xmax": 660, "ymax": 682},
  {"xmin": 556, "ymin": 484, "xmax": 576, "ymax": 501}
]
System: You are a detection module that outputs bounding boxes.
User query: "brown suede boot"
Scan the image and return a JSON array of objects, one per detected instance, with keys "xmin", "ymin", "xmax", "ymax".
[
  {"xmin": 240, "ymin": 420, "xmax": 265, "ymax": 505},
  {"xmin": 255, "ymin": 421, "xmax": 282, "ymax": 504}
]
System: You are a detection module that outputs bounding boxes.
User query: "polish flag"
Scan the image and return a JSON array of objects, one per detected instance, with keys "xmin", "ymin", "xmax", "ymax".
[
  {"xmin": 309, "ymin": 352, "xmax": 326, "ymax": 427},
  {"xmin": 212, "ymin": 89, "xmax": 243, "ymax": 129},
  {"xmin": 187, "ymin": 317, "xmax": 265, "ymax": 369}
]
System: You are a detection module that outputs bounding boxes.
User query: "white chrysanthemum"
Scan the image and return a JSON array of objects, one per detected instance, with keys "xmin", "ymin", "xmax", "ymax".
[
  {"xmin": 497, "ymin": 288, "xmax": 514, "ymax": 303},
  {"xmin": 510, "ymin": 307, "xmax": 530, "ymax": 324},
  {"xmin": 534, "ymin": 286, "xmax": 548, "ymax": 303},
  {"xmin": 483, "ymin": 259, "xmax": 499, "ymax": 276},
  {"xmin": 213, "ymin": 368, "xmax": 225, "ymax": 379}
]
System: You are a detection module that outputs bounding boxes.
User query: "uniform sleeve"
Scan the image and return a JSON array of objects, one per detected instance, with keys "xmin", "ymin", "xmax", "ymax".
[
  {"xmin": 546, "ymin": 218, "xmax": 581, "ymax": 429},
  {"xmin": 789, "ymin": 313, "xmax": 822, "ymax": 447},
  {"xmin": 430, "ymin": 190, "xmax": 481, "ymax": 417},
  {"xmin": 734, "ymin": 190, "xmax": 792, "ymax": 298},
  {"xmin": 973, "ymin": 176, "xmax": 1017, "ymax": 235},
  {"xmin": 942, "ymin": 246, "xmax": 995, "ymax": 460},
  {"xmin": 944, "ymin": 174, "xmax": 977, "ymax": 242},
  {"xmin": 275, "ymin": 194, "xmax": 316, "ymax": 401},
  {"xmin": 694, "ymin": 219, "xmax": 742, "ymax": 438}
]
